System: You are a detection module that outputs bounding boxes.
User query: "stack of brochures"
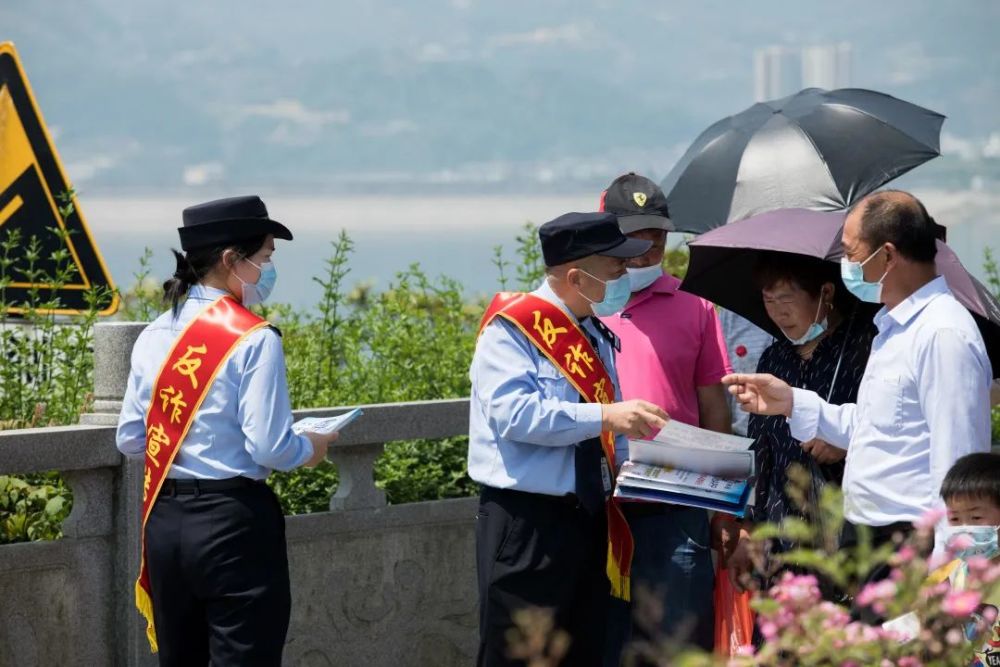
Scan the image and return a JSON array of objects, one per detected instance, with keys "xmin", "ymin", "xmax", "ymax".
[{"xmin": 614, "ymin": 420, "xmax": 755, "ymax": 517}]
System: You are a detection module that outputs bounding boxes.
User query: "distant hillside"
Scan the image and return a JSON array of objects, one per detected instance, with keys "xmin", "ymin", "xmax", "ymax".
[{"xmin": 2, "ymin": 0, "xmax": 997, "ymax": 192}]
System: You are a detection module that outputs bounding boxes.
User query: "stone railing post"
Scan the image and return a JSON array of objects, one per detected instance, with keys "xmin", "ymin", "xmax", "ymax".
[
  {"xmin": 81, "ymin": 321, "xmax": 156, "ymax": 667},
  {"xmin": 308, "ymin": 400, "xmax": 467, "ymax": 512},
  {"xmin": 81, "ymin": 321, "xmax": 146, "ymax": 426},
  {"xmin": 329, "ymin": 442, "xmax": 387, "ymax": 511}
]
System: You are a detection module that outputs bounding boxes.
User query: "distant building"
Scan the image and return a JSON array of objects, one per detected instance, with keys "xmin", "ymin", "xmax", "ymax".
[
  {"xmin": 802, "ymin": 42, "xmax": 852, "ymax": 90},
  {"xmin": 754, "ymin": 42, "xmax": 853, "ymax": 102},
  {"xmin": 754, "ymin": 46, "xmax": 800, "ymax": 102}
]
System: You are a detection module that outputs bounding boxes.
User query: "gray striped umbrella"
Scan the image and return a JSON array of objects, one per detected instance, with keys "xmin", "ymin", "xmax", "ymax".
[{"xmin": 661, "ymin": 88, "xmax": 945, "ymax": 234}]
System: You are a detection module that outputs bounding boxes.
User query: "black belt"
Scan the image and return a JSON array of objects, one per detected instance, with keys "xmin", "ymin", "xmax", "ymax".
[
  {"xmin": 161, "ymin": 477, "xmax": 263, "ymax": 495},
  {"xmin": 480, "ymin": 485, "xmax": 586, "ymax": 510}
]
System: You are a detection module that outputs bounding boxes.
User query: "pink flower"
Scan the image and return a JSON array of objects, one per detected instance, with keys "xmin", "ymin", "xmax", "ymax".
[
  {"xmin": 927, "ymin": 551, "xmax": 950, "ymax": 571},
  {"xmin": 768, "ymin": 572, "xmax": 821, "ymax": 613},
  {"xmin": 894, "ymin": 545, "xmax": 916, "ymax": 564},
  {"xmin": 946, "ymin": 628, "xmax": 964, "ymax": 645},
  {"xmin": 857, "ymin": 579, "xmax": 897, "ymax": 607},
  {"xmin": 966, "ymin": 555, "xmax": 992, "ymax": 574},
  {"xmin": 914, "ymin": 507, "xmax": 946, "ymax": 530},
  {"xmin": 818, "ymin": 602, "xmax": 850, "ymax": 630},
  {"xmin": 760, "ymin": 620, "xmax": 778, "ymax": 641},
  {"xmin": 946, "ymin": 532, "xmax": 975, "ymax": 554},
  {"xmin": 734, "ymin": 644, "xmax": 756, "ymax": 657},
  {"xmin": 843, "ymin": 621, "xmax": 882, "ymax": 643},
  {"xmin": 941, "ymin": 589, "xmax": 982, "ymax": 617},
  {"xmin": 983, "ymin": 606, "xmax": 999, "ymax": 623},
  {"xmin": 897, "ymin": 658, "xmax": 923, "ymax": 667},
  {"xmin": 920, "ymin": 581, "xmax": 950, "ymax": 601}
]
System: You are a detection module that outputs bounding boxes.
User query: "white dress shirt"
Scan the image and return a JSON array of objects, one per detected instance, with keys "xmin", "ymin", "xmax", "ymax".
[{"xmin": 788, "ymin": 276, "xmax": 992, "ymax": 527}]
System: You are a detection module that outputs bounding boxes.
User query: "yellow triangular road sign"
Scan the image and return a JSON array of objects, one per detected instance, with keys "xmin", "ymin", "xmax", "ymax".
[{"xmin": 0, "ymin": 41, "xmax": 118, "ymax": 314}]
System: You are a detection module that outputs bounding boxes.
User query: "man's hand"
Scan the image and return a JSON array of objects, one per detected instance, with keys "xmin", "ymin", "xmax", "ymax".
[
  {"xmin": 800, "ymin": 438, "xmax": 846, "ymax": 465},
  {"xmin": 711, "ymin": 514, "xmax": 742, "ymax": 567},
  {"xmin": 601, "ymin": 400, "xmax": 669, "ymax": 439},
  {"xmin": 303, "ymin": 431, "xmax": 338, "ymax": 467},
  {"xmin": 722, "ymin": 373, "xmax": 794, "ymax": 417},
  {"xmin": 727, "ymin": 531, "xmax": 756, "ymax": 593}
]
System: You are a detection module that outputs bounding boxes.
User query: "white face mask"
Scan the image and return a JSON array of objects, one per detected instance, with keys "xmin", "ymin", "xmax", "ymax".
[{"xmin": 626, "ymin": 265, "xmax": 662, "ymax": 293}]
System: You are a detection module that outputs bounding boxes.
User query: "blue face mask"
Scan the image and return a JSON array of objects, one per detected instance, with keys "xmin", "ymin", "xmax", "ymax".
[
  {"xmin": 627, "ymin": 265, "xmax": 662, "ymax": 293},
  {"xmin": 237, "ymin": 259, "xmax": 277, "ymax": 306},
  {"xmin": 944, "ymin": 524, "xmax": 1000, "ymax": 561},
  {"xmin": 840, "ymin": 247, "xmax": 887, "ymax": 304},
  {"xmin": 578, "ymin": 269, "xmax": 632, "ymax": 317},
  {"xmin": 783, "ymin": 298, "xmax": 828, "ymax": 346}
]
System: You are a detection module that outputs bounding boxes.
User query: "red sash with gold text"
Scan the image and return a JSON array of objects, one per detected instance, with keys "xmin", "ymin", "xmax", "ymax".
[
  {"xmin": 478, "ymin": 292, "xmax": 634, "ymax": 600},
  {"xmin": 135, "ymin": 296, "xmax": 269, "ymax": 652}
]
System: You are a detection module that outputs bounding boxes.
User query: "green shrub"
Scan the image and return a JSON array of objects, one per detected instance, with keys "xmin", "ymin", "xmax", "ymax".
[
  {"xmin": 2, "ymin": 208, "xmax": 997, "ymax": 530},
  {"xmin": 0, "ymin": 472, "xmax": 72, "ymax": 543}
]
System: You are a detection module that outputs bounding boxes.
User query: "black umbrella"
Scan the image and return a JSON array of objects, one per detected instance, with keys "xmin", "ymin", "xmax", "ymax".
[
  {"xmin": 681, "ymin": 208, "xmax": 1000, "ymax": 377},
  {"xmin": 661, "ymin": 88, "xmax": 945, "ymax": 234}
]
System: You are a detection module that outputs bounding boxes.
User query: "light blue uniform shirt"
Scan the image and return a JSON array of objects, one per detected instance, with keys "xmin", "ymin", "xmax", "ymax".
[
  {"xmin": 116, "ymin": 284, "xmax": 312, "ymax": 479},
  {"xmin": 789, "ymin": 276, "xmax": 992, "ymax": 527},
  {"xmin": 468, "ymin": 279, "xmax": 627, "ymax": 497}
]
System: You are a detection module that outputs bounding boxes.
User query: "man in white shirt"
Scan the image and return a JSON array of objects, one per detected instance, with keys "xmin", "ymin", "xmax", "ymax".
[{"xmin": 724, "ymin": 191, "xmax": 992, "ymax": 558}]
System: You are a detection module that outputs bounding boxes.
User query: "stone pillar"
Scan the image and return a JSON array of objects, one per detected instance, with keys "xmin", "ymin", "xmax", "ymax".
[
  {"xmin": 81, "ymin": 321, "xmax": 146, "ymax": 426},
  {"xmin": 81, "ymin": 322, "xmax": 156, "ymax": 667},
  {"xmin": 329, "ymin": 441, "xmax": 388, "ymax": 511}
]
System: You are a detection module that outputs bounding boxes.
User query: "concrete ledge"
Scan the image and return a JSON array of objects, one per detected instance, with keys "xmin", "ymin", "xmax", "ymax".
[
  {"xmin": 0, "ymin": 425, "xmax": 120, "ymax": 474},
  {"xmin": 286, "ymin": 496, "xmax": 477, "ymax": 541},
  {"xmin": 294, "ymin": 398, "xmax": 470, "ymax": 447}
]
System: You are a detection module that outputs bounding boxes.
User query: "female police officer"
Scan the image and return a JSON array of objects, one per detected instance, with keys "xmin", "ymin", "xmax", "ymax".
[{"xmin": 116, "ymin": 195, "xmax": 336, "ymax": 666}]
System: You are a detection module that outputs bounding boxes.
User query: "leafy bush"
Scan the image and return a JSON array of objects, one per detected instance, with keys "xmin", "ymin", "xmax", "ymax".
[
  {"xmin": 0, "ymin": 191, "xmax": 112, "ymax": 543},
  {"xmin": 512, "ymin": 469, "xmax": 1000, "ymax": 666},
  {"xmin": 0, "ymin": 472, "xmax": 72, "ymax": 543},
  {"xmin": 722, "ymin": 470, "xmax": 1000, "ymax": 666},
  {"xmin": 1, "ymin": 208, "xmax": 996, "ymax": 532}
]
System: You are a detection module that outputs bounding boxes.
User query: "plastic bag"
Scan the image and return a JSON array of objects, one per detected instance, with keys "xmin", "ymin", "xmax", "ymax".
[{"xmin": 714, "ymin": 563, "xmax": 755, "ymax": 656}]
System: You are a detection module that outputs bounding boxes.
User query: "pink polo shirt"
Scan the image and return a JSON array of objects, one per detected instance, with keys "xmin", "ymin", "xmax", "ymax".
[{"xmin": 601, "ymin": 273, "xmax": 732, "ymax": 428}]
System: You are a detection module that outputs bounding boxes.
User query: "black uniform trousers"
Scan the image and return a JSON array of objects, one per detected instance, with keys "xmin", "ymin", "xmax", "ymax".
[
  {"xmin": 145, "ymin": 477, "xmax": 291, "ymax": 667},
  {"xmin": 476, "ymin": 485, "xmax": 609, "ymax": 667}
]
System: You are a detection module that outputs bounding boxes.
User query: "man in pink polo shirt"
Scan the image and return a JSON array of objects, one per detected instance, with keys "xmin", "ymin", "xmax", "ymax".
[{"xmin": 599, "ymin": 173, "xmax": 733, "ymax": 663}]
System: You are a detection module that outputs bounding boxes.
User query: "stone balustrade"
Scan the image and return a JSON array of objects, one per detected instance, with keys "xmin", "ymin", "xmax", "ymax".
[{"xmin": 0, "ymin": 322, "xmax": 478, "ymax": 667}]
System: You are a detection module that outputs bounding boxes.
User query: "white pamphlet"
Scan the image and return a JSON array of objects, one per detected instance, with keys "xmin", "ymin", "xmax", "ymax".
[
  {"xmin": 292, "ymin": 408, "xmax": 363, "ymax": 435},
  {"xmin": 628, "ymin": 421, "xmax": 755, "ymax": 479}
]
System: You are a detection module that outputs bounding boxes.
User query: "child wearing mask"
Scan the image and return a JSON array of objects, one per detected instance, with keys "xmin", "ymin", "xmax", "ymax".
[{"xmin": 929, "ymin": 452, "xmax": 1000, "ymax": 665}]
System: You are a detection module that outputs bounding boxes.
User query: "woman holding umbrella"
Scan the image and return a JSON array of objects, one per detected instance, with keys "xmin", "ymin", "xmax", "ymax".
[{"xmin": 726, "ymin": 251, "xmax": 875, "ymax": 597}]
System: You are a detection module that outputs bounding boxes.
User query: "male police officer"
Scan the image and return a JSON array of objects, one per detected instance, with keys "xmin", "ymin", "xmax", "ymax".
[{"xmin": 469, "ymin": 211, "xmax": 669, "ymax": 667}]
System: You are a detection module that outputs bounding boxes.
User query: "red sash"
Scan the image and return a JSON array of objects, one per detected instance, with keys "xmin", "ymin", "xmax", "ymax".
[
  {"xmin": 135, "ymin": 296, "xmax": 269, "ymax": 652},
  {"xmin": 479, "ymin": 292, "xmax": 634, "ymax": 600}
]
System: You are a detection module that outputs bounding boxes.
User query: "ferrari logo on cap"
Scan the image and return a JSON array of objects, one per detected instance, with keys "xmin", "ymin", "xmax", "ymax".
[{"xmin": 633, "ymin": 192, "xmax": 647, "ymax": 207}]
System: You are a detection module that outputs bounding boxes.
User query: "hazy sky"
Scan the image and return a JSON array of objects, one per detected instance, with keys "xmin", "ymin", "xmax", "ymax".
[{"xmin": 2, "ymin": 0, "xmax": 997, "ymax": 192}]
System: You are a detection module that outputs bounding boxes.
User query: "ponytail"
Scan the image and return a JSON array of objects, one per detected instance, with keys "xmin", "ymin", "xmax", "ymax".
[
  {"xmin": 161, "ymin": 234, "xmax": 268, "ymax": 316},
  {"xmin": 162, "ymin": 250, "xmax": 199, "ymax": 315}
]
